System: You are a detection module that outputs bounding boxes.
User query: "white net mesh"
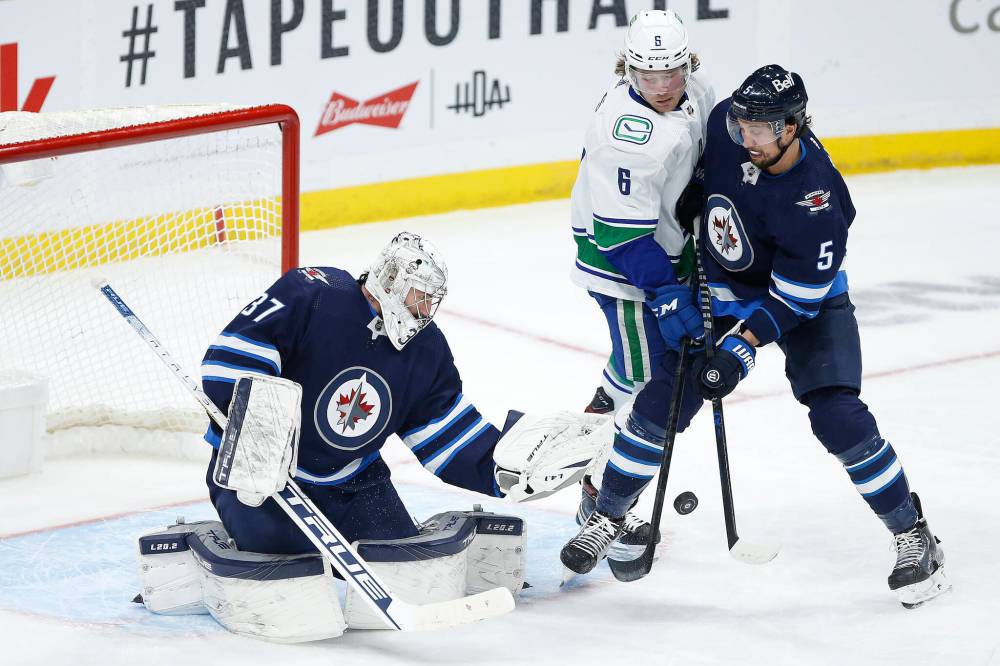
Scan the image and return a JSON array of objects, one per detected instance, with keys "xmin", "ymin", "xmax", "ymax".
[{"xmin": 0, "ymin": 105, "xmax": 291, "ymax": 436}]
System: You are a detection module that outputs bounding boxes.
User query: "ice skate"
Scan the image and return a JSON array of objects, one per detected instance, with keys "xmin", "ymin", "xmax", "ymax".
[
  {"xmin": 584, "ymin": 386, "xmax": 615, "ymax": 415},
  {"xmin": 560, "ymin": 509, "xmax": 624, "ymax": 575},
  {"xmin": 888, "ymin": 493, "xmax": 951, "ymax": 609},
  {"xmin": 573, "ymin": 475, "xmax": 660, "ymax": 581}
]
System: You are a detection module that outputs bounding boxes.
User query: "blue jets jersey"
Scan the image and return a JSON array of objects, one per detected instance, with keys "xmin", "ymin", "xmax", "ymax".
[
  {"xmin": 201, "ymin": 266, "xmax": 502, "ymax": 496},
  {"xmin": 700, "ymin": 98, "xmax": 856, "ymax": 346}
]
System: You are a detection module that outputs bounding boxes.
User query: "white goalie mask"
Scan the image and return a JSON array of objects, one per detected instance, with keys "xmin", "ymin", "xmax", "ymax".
[
  {"xmin": 366, "ymin": 232, "xmax": 448, "ymax": 350},
  {"xmin": 623, "ymin": 10, "xmax": 691, "ymax": 97}
]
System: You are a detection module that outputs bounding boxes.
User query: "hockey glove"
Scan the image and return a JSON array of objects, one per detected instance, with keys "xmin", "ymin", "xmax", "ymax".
[
  {"xmin": 675, "ymin": 180, "xmax": 704, "ymax": 237},
  {"xmin": 693, "ymin": 334, "xmax": 756, "ymax": 400},
  {"xmin": 647, "ymin": 284, "xmax": 704, "ymax": 350}
]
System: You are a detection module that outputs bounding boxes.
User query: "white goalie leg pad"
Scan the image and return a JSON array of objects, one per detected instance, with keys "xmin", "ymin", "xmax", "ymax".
[
  {"xmin": 493, "ymin": 411, "xmax": 614, "ymax": 502},
  {"xmin": 345, "ymin": 512, "xmax": 473, "ymax": 630},
  {"xmin": 137, "ymin": 520, "xmax": 208, "ymax": 615},
  {"xmin": 345, "ymin": 508, "xmax": 526, "ymax": 629},
  {"xmin": 462, "ymin": 506, "xmax": 527, "ymax": 597},
  {"xmin": 213, "ymin": 374, "xmax": 302, "ymax": 507},
  {"xmin": 186, "ymin": 522, "xmax": 346, "ymax": 643}
]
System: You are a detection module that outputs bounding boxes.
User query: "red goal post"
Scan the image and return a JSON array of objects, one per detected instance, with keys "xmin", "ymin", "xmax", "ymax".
[{"xmin": 0, "ymin": 104, "xmax": 301, "ymax": 437}]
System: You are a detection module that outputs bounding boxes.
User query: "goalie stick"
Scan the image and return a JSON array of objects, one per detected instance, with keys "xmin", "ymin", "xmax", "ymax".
[
  {"xmin": 94, "ymin": 279, "xmax": 515, "ymax": 631},
  {"xmin": 692, "ymin": 223, "xmax": 781, "ymax": 565}
]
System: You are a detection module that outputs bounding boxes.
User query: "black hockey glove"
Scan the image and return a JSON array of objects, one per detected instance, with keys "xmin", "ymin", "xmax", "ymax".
[
  {"xmin": 692, "ymin": 334, "xmax": 756, "ymax": 400},
  {"xmin": 675, "ymin": 178, "xmax": 704, "ymax": 237}
]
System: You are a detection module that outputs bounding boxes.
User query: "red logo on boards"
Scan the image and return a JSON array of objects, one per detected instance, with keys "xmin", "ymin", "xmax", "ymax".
[
  {"xmin": 315, "ymin": 82, "xmax": 419, "ymax": 136},
  {"xmin": 0, "ymin": 43, "xmax": 56, "ymax": 112}
]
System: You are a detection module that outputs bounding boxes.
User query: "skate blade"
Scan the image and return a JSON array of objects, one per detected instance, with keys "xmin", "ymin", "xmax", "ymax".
[
  {"xmin": 898, "ymin": 567, "xmax": 952, "ymax": 609},
  {"xmin": 560, "ymin": 566, "xmax": 578, "ymax": 586}
]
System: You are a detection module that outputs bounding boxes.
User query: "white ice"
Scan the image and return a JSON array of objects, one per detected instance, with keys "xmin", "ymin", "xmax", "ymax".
[{"xmin": 2, "ymin": 166, "xmax": 999, "ymax": 666}]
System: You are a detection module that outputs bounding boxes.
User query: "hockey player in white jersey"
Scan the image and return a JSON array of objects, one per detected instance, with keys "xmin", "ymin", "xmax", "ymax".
[{"xmin": 564, "ymin": 10, "xmax": 715, "ymax": 579}]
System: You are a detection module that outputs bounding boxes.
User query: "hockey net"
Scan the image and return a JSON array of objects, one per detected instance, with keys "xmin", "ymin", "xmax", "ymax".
[{"xmin": 0, "ymin": 104, "xmax": 299, "ymax": 446}]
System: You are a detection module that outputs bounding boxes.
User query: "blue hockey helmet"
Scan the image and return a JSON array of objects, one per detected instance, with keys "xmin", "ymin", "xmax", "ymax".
[{"xmin": 727, "ymin": 64, "xmax": 808, "ymax": 146}]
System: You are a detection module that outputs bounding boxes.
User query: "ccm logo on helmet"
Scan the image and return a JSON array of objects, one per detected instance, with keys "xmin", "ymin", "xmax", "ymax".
[{"xmin": 771, "ymin": 73, "xmax": 795, "ymax": 92}]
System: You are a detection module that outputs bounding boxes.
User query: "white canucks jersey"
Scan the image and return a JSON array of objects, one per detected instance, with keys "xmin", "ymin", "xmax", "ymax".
[{"xmin": 570, "ymin": 70, "xmax": 715, "ymax": 301}]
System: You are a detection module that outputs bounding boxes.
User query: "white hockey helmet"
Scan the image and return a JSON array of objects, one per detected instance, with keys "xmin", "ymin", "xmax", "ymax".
[
  {"xmin": 623, "ymin": 10, "xmax": 691, "ymax": 95},
  {"xmin": 367, "ymin": 232, "xmax": 448, "ymax": 350}
]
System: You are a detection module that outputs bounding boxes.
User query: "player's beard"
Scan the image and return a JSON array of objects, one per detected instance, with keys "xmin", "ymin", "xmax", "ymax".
[{"xmin": 749, "ymin": 135, "xmax": 794, "ymax": 170}]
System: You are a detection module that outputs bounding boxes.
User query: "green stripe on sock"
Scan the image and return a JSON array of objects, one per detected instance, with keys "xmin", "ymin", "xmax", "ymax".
[
  {"xmin": 621, "ymin": 300, "xmax": 646, "ymax": 381},
  {"xmin": 606, "ymin": 355, "xmax": 635, "ymax": 388}
]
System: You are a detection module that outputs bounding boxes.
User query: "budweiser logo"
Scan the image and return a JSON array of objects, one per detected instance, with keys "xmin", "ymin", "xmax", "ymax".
[{"xmin": 315, "ymin": 82, "xmax": 419, "ymax": 136}]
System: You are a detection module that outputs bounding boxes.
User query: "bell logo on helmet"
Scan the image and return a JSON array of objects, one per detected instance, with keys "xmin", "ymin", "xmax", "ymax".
[{"xmin": 771, "ymin": 73, "xmax": 795, "ymax": 93}]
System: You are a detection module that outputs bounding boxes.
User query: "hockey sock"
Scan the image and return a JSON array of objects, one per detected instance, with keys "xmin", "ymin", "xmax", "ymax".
[
  {"xmin": 601, "ymin": 359, "xmax": 637, "ymax": 408},
  {"xmin": 595, "ymin": 408, "xmax": 664, "ymax": 518},
  {"xmin": 804, "ymin": 387, "xmax": 917, "ymax": 533},
  {"xmin": 838, "ymin": 434, "xmax": 917, "ymax": 533}
]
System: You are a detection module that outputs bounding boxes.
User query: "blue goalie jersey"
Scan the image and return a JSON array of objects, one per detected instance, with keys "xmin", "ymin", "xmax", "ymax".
[
  {"xmin": 201, "ymin": 266, "xmax": 502, "ymax": 496},
  {"xmin": 700, "ymin": 98, "xmax": 856, "ymax": 346}
]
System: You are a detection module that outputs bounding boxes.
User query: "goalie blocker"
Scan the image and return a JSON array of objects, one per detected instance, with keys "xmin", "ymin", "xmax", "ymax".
[{"xmin": 137, "ymin": 508, "xmax": 526, "ymax": 642}]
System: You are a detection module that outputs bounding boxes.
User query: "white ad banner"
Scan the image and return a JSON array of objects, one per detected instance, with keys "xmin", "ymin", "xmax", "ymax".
[{"xmin": 1, "ymin": 0, "xmax": 998, "ymax": 192}]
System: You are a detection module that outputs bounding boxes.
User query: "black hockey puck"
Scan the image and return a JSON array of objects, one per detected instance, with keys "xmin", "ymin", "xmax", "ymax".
[{"xmin": 673, "ymin": 491, "xmax": 698, "ymax": 515}]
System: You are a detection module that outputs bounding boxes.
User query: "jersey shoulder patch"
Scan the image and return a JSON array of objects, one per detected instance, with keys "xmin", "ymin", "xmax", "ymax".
[{"xmin": 611, "ymin": 113, "xmax": 654, "ymax": 145}]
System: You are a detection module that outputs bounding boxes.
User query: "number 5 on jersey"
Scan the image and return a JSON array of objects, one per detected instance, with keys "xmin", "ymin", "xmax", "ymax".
[
  {"xmin": 817, "ymin": 241, "xmax": 834, "ymax": 270},
  {"xmin": 241, "ymin": 293, "xmax": 285, "ymax": 322}
]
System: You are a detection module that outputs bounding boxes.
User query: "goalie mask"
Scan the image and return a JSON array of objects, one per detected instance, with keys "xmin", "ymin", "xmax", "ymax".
[{"xmin": 367, "ymin": 232, "xmax": 448, "ymax": 350}]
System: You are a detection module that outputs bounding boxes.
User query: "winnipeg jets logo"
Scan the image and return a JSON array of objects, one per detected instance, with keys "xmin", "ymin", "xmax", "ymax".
[
  {"xmin": 741, "ymin": 161, "xmax": 760, "ymax": 185},
  {"xmin": 315, "ymin": 367, "xmax": 392, "ymax": 450},
  {"xmin": 712, "ymin": 213, "xmax": 740, "ymax": 256},
  {"xmin": 795, "ymin": 189, "xmax": 831, "ymax": 212},
  {"xmin": 335, "ymin": 382, "xmax": 375, "ymax": 431},
  {"xmin": 704, "ymin": 194, "xmax": 754, "ymax": 271}
]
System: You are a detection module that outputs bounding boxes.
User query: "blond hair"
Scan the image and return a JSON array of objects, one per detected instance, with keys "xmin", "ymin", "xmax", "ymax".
[{"xmin": 615, "ymin": 52, "xmax": 700, "ymax": 78}]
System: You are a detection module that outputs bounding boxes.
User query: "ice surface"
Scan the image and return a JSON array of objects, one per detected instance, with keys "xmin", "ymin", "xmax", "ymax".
[{"xmin": 2, "ymin": 166, "xmax": 998, "ymax": 665}]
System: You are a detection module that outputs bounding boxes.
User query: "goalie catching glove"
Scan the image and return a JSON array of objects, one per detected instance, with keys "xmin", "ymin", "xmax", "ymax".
[{"xmin": 493, "ymin": 411, "xmax": 613, "ymax": 502}]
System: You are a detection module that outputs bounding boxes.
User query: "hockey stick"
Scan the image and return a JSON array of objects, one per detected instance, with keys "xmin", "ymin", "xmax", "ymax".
[
  {"xmin": 94, "ymin": 280, "xmax": 515, "ymax": 631},
  {"xmin": 633, "ymin": 335, "xmax": 691, "ymax": 577},
  {"xmin": 692, "ymin": 226, "xmax": 780, "ymax": 565}
]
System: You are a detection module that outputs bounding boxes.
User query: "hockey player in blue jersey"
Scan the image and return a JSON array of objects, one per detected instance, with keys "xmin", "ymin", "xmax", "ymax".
[
  {"xmin": 693, "ymin": 64, "xmax": 950, "ymax": 608},
  {"xmin": 136, "ymin": 232, "xmax": 612, "ymax": 639},
  {"xmin": 200, "ymin": 232, "xmax": 607, "ymax": 556}
]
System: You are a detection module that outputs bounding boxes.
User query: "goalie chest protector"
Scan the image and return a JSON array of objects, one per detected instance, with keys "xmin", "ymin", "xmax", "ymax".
[{"xmin": 201, "ymin": 266, "xmax": 465, "ymax": 484}]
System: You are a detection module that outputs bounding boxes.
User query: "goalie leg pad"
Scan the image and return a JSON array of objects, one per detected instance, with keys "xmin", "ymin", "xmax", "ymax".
[
  {"xmin": 345, "ymin": 510, "xmax": 475, "ymax": 630},
  {"xmin": 463, "ymin": 507, "xmax": 527, "ymax": 597},
  {"xmin": 187, "ymin": 521, "xmax": 346, "ymax": 643},
  {"xmin": 344, "ymin": 508, "xmax": 526, "ymax": 629},
  {"xmin": 137, "ymin": 521, "xmax": 208, "ymax": 616},
  {"xmin": 138, "ymin": 520, "xmax": 346, "ymax": 642}
]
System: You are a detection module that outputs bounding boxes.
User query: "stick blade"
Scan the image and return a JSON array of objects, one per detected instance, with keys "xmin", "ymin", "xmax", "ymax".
[
  {"xmin": 391, "ymin": 586, "xmax": 515, "ymax": 631},
  {"xmin": 729, "ymin": 538, "xmax": 780, "ymax": 565}
]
